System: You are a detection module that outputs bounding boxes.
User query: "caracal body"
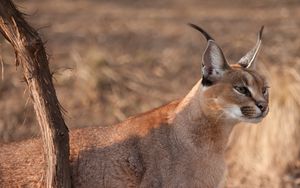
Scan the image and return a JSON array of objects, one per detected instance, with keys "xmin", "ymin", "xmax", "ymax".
[{"xmin": 0, "ymin": 24, "xmax": 269, "ymax": 187}]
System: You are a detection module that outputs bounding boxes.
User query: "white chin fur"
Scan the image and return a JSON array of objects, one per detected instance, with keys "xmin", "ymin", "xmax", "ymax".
[
  {"xmin": 225, "ymin": 106, "xmax": 262, "ymax": 124},
  {"xmin": 240, "ymin": 116, "xmax": 263, "ymax": 124},
  {"xmin": 225, "ymin": 106, "xmax": 243, "ymax": 120}
]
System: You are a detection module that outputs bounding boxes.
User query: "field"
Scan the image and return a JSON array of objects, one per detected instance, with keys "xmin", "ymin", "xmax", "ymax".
[{"xmin": 0, "ymin": 0, "xmax": 300, "ymax": 187}]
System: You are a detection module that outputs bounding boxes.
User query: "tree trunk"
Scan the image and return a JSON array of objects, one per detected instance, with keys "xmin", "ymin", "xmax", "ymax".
[{"xmin": 0, "ymin": 1, "xmax": 71, "ymax": 187}]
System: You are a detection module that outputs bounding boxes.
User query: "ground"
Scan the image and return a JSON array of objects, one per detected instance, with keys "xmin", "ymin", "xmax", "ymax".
[{"xmin": 0, "ymin": 0, "xmax": 300, "ymax": 187}]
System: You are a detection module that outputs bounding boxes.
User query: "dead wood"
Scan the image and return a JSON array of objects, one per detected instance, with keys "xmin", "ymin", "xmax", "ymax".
[{"xmin": 0, "ymin": 1, "xmax": 71, "ymax": 187}]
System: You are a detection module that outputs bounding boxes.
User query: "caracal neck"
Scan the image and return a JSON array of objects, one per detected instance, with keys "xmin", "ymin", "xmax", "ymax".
[{"xmin": 170, "ymin": 81, "xmax": 237, "ymax": 154}]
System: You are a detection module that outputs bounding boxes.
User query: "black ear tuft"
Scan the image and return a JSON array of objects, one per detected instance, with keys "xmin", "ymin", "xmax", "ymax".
[
  {"xmin": 201, "ymin": 77, "xmax": 213, "ymax": 86},
  {"xmin": 238, "ymin": 26, "xmax": 264, "ymax": 69},
  {"xmin": 188, "ymin": 23, "xmax": 215, "ymax": 41},
  {"xmin": 189, "ymin": 23, "xmax": 231, "ymax": 86}
]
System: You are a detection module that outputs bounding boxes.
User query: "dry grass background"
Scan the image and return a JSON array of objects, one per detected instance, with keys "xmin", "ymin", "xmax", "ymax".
[{"xmin": 0, "ymin": 0, "xmax": 300, "ymax": 187}]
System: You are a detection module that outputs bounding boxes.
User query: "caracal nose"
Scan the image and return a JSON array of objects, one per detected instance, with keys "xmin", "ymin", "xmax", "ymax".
[{"xmin": 256, "ymin": 101, "xmax": 268, "ymax": 112}]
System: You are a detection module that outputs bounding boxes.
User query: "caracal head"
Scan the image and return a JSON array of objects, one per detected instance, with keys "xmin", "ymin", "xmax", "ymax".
[{"xmin": 190, "ymin": 24, "xmax": 269, "ymax": 124}]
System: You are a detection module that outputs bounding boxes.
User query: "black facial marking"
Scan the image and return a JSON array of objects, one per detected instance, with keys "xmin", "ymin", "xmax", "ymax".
[
  {"xmin": 201, "ymin": 77, "xmax": 213, "ymax": 86},
  {"xmin": 262, "ymin": 86, "xmax": 269, "ymax": 96},
  {"xmin": 241, "ymin": 106, "xmax": 256, "ymax": 117}
]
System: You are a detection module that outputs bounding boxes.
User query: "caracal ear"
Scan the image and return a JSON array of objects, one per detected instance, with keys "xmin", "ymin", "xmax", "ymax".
[
  {"xmin": 189, "ymin": 23, "xmax": 230, "ymax": 86},
  {"xmin": 238, "ymin": 26, "xmax": 264, "ymax": 69},
  {"xmin": 202, "ymin": 40, "xmax": 230, "ymax": 85}
]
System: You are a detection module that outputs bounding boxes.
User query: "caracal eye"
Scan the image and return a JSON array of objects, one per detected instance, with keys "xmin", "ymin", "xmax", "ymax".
[
  {"xmin": 262, "ymin": 86, "xmax": 269, "ymax": 95},
  {"xmin": 233, "ymin": 86, "xmax": 251, "ymax": 97}
]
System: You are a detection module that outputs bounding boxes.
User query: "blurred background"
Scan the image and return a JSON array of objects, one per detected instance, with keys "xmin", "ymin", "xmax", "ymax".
[{"xmin": 0, "ymin": 0, "xmax": 300, "ymax": 187}]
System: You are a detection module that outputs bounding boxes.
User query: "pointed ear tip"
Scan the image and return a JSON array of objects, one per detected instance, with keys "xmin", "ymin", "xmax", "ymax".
[
  {"xmin": 259, "ymin": 25, "xmax": 265, "ymax": 39},
  {"xmin": 187, "ymin": 22, "xmax": 195, "ymax": 26},
  {"xmin": 187, "ymin": 22, "xmax": 193, "ymax": 27},
  {"xmin": 187, "ymin": 23, "xmax": 215, "ymax": 41},
  {"xmin": 187, "ymin": 22, "xmax": 200, "ymax": 31}
]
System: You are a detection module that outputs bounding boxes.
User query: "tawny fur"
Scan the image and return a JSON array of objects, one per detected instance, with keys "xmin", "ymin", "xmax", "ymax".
[
  {"xmin": 0, "ymin": 25, "xmax": 269, "ymax": 187},
  {"xmin": 0, "ymin": 69, "xmax": 267, "ymax": 187},
  {"xmin": 0, "ymin": 83, "xmax": 228, "ymax": 187}
]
